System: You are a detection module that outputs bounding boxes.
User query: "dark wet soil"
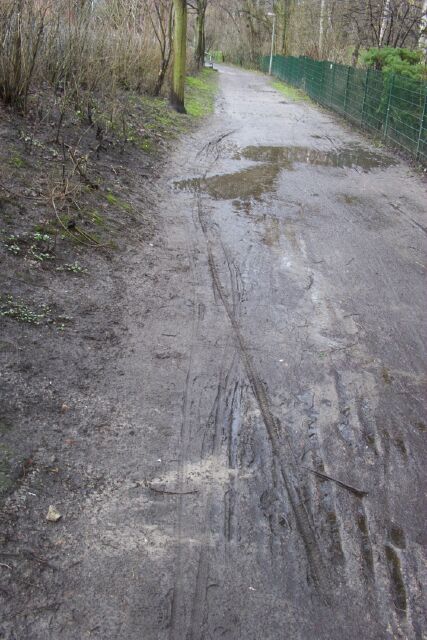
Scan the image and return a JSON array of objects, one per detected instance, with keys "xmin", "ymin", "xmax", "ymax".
[{"xmin": 1, "ymin": 65, "xmax": 426, "ymax": 640}]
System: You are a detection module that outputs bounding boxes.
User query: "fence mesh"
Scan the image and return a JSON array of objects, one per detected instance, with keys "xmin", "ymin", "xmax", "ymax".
[{"xmin": 261, "ymin": 55, "xmax": 427, "ymax": 165}]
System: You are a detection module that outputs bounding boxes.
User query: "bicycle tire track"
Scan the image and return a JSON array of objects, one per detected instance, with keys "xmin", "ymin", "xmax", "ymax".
[{"xmin": 194, "ymin": 189, "xmax": 333, "ymax": 597}]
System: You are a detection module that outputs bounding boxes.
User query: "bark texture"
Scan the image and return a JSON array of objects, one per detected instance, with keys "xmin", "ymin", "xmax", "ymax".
[{"xmin": 171, "ymin": 0, "xmax": 187, "ymax": 113}]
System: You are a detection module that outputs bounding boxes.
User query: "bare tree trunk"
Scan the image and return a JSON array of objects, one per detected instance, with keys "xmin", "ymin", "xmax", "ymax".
[
  {"xmin": 351, "ymin": 41, "xmax": 360, "ymax": 67},
  {"xmin": 319, "ymin": 0, "xmax": 326, "ymax": 58},
  {"xmin": 171, "ymin": 0, "xmax": 187, "ymax": 113},
  {"xmin": 379, "ymin": 0, "xmax": 391, "ymax": 46},
  {"xmin": 419, "ymin": 0, "xmax": 427, "ymax": 57},
  {"xmin": 152, "ymin": 2, "xmax": 174, "ymax": 97},
  {"xmin": 12, "ymin": 0, "xmax": 24, "ymax": 105},
  {"xmin": 195, "ymin": 1, "xmax": 206, "ymax": 70},
  {"xmin": 154, "ymin": 51, "xmax": 171, "ymax": 97},
  {"xmin": 244, "ymin": 0, "xmax": 258, "ymax": 64},
  {"xmin": 280, "ymin": 0, "xmax": 293, "ymax": 56}
]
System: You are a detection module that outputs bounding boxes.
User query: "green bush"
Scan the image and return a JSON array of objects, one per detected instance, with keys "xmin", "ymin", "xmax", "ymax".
[{"xmin": 362, "ymin": 47, "xmax": 426, "ymax": 80}]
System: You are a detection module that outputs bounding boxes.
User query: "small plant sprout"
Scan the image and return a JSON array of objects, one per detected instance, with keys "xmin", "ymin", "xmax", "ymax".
[
  {"xmin": 29, "ymin": 232, "xmax": 54, "ymax": 262},
  {"xmin": 33, "ymin": 232, "xmax": 51, "ymax": 242},
  {"xmin": 56, "ymin": 262, "xmax": 88, "ymax": 275},
  {"xmin": 5, "ymin": 234, "xmax": 21, "ymax": 255},
  {"xmin": 0, "ymin": 295, "xmax": 51, "ymax": 325}
]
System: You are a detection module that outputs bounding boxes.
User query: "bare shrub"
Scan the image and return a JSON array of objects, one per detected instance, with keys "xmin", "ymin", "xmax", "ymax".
[
  {"xmin": 0, "ymin": 0, "xmax": 47, "ymax": 109},
  {"xmin": 0, "ymin": 0, "xmax": 173, "ymax": 112}
]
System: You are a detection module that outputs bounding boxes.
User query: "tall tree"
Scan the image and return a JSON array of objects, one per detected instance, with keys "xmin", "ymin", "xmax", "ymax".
[
  {"xmin": 345, "ymin": 0, "xmax": 427, "ymax": 50},
  {"xmin": 379, "ymin": 0, "xmax": 392, "ymax": 45},
  {"xmin": 419, "ymin": 0, "xmax": 427, "ymax": 52},
  {"xmin": 171, "ymin": 0, "xmax": 187, "ymax": 112},
  {"xmin": 319, "ymin": 0, "xmax": 327, "ymax": 56},
  {"xmin": 190, "ymin": 0, "xmax": 209, "ymax": 69},
  {"xmin": 278, "ymin": 0, "xmax": 294, "ymax": 56}
]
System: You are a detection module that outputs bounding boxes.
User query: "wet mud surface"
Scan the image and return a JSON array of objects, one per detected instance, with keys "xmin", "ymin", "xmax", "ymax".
[{"xmin": 1, "ymin": 65, "xmax": 426, "ymax": 639}]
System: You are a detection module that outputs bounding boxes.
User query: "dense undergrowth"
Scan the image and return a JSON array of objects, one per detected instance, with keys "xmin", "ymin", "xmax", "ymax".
[{"xmin": 0, "ymin": 1, "xmax": 172, "ymax": 111}]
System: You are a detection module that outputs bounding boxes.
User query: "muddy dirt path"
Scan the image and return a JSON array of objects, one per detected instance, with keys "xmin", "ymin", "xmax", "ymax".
[{"xmin": 4, "ymin": 65, "xmax": 427, "ymax": 639}]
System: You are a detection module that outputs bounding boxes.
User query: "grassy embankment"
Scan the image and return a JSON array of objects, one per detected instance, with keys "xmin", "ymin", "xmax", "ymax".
[
  {"xmin": 0, "ymin": 68, "xmax": 218, "ymax": 496},
  {"xmin": 186, "ymin": 68, "xmax": 218, "ymax": 116},
  {"xmin": 271, "ymin": 80, "xmax": 311, "ymax": 103}
]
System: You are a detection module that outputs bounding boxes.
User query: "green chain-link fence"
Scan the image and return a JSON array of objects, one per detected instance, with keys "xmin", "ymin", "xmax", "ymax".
[{"xmin": 261, "ymin": 55, "xmax": 427, "ymax": 165}]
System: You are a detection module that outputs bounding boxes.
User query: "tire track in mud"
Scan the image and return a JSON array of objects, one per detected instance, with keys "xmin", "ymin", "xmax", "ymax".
[
  {"xmin": 170, "ymin": 149, "xmax": 250, "ymax": 637},
  {"xmin": 168, "ymin": 332, "xmax": 198, "ymax": 640},
  {"xmin": 181, "ymin": 136, "xmax": 414, "ymax": 633},
  {"xmin": 299, "ymin": 391, "xmax": 346, "ymax": 571},
  {"xmin": 169, "ymin": 215, "xmax": 207, "ymax": 640},
  {"xmin": 224, "ymin": 378, "xmax": 243, "ymax": 545},
  {"xmin": 185, "ymin": 232, "xmax": 250, "ymax": 638},
  {"xmin": 300, "ymin": 320, "xmax": 418, "ymax": 631},
  {"xmin": 297, "ymin": 383, "xmax": 386, "ymax": 621},
  {"xmin": 187, "ymin": 347, "xmax": 242, "ymax": 640},
  {"xmin": 330, "ymin": 368, "xmax": 419, "ymax": 631},
  {"xmin": 194, "ymin": 189, "xmax": 333, "ymax": 597}
]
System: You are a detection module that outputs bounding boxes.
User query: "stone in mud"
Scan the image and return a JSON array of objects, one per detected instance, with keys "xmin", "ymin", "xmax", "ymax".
[{"xmin": 46, "ymin": 505, "xmax": 62, "ymax": 522}]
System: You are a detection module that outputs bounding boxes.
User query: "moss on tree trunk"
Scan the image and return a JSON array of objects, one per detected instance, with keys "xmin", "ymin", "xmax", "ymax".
[{"xmin": 171, "ymin": 0, "xmax": 187, "ymax": 113}]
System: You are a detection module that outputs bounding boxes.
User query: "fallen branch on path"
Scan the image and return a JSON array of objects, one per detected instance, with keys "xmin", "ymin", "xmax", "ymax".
[
  {"xmin": 146, "ymin": 481, "xmax": 198, "ymax": 496},
  {"xmin": 303, "ymin": 466, "xmax": 368, "ymax": 498}
]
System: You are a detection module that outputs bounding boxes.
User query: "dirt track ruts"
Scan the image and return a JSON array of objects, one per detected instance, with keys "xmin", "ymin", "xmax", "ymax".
[{"xmin": 2, "ymin": 64, "xmax": 426, "ymax": 640}]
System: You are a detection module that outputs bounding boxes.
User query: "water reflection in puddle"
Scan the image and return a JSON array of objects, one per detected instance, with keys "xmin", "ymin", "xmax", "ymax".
[
  {"xmin": 175, "ymin": 163, "xmax": 281, "ymax": 201},
  {"xmin": 174, "ymin": 144, "xmax": 397, "ymax": 203},
  {"xmin": 237, "ymin": 144, "xmax": 397, "ymax": 170}
]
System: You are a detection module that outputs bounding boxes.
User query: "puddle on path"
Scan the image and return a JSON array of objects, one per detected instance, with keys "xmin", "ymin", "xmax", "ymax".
[
  {"xmin": 175, "ymin": 163, "xmax": 280, "ymax": 202},
  {"xmin": 237, "ymin": 144, "xmax": 397, "ymax": 171},
  {"xmin": 174, "ymin": 143, "xmax": 397, "ymax": 204}
]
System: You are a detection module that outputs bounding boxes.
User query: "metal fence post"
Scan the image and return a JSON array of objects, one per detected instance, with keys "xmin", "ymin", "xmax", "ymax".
[
  {"xmin": 416, "ymin": 92, "xmax": 427, "ymax": 160},
  {"xmin": 361, "ymin": 69, "xmax": 370, "ymax": 126},
  {"xmin": 260, "ymin": 55, "xmax": 425, "ymax": 165},
  {"xmin": 329, "ymin": 63, "xmax": 336, "ymax": 107},
  {"xmin": 320, "ymin": 61, "xmax": 326, "ymax": 105},
  {"xmin": 384, "ymin": 73, "xmax": 395, "ymax": 139},
  {"xmin": 302, "ymin": 56, "xmax": 306, "ymax": 91},
  {"xmin": 344, "ymin": 66, "xmax": 351, "ymax": 114}
]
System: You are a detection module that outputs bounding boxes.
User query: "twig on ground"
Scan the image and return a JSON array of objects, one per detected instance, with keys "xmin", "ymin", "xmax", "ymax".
[
  {"xmin": 303, "ymin": 465, "xmax": 368, "ymax": 497},
  {"xmin": 50, "ymin": 189, "xmax": 109, "ymax": 249},
  {"xmin": 328, "ymin": 343, "xmax": 358, "ymax": 353},
  {"xmin": 146, "ymin": 481, "xmax": 198, "ymax": 496},
  {"xmin": 306, "ymin": 274, "xmax": 314, "ymax": 290},
  {"xmin": 67, "ymin": 147, "xmax": 99, "ymax": 190}
]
